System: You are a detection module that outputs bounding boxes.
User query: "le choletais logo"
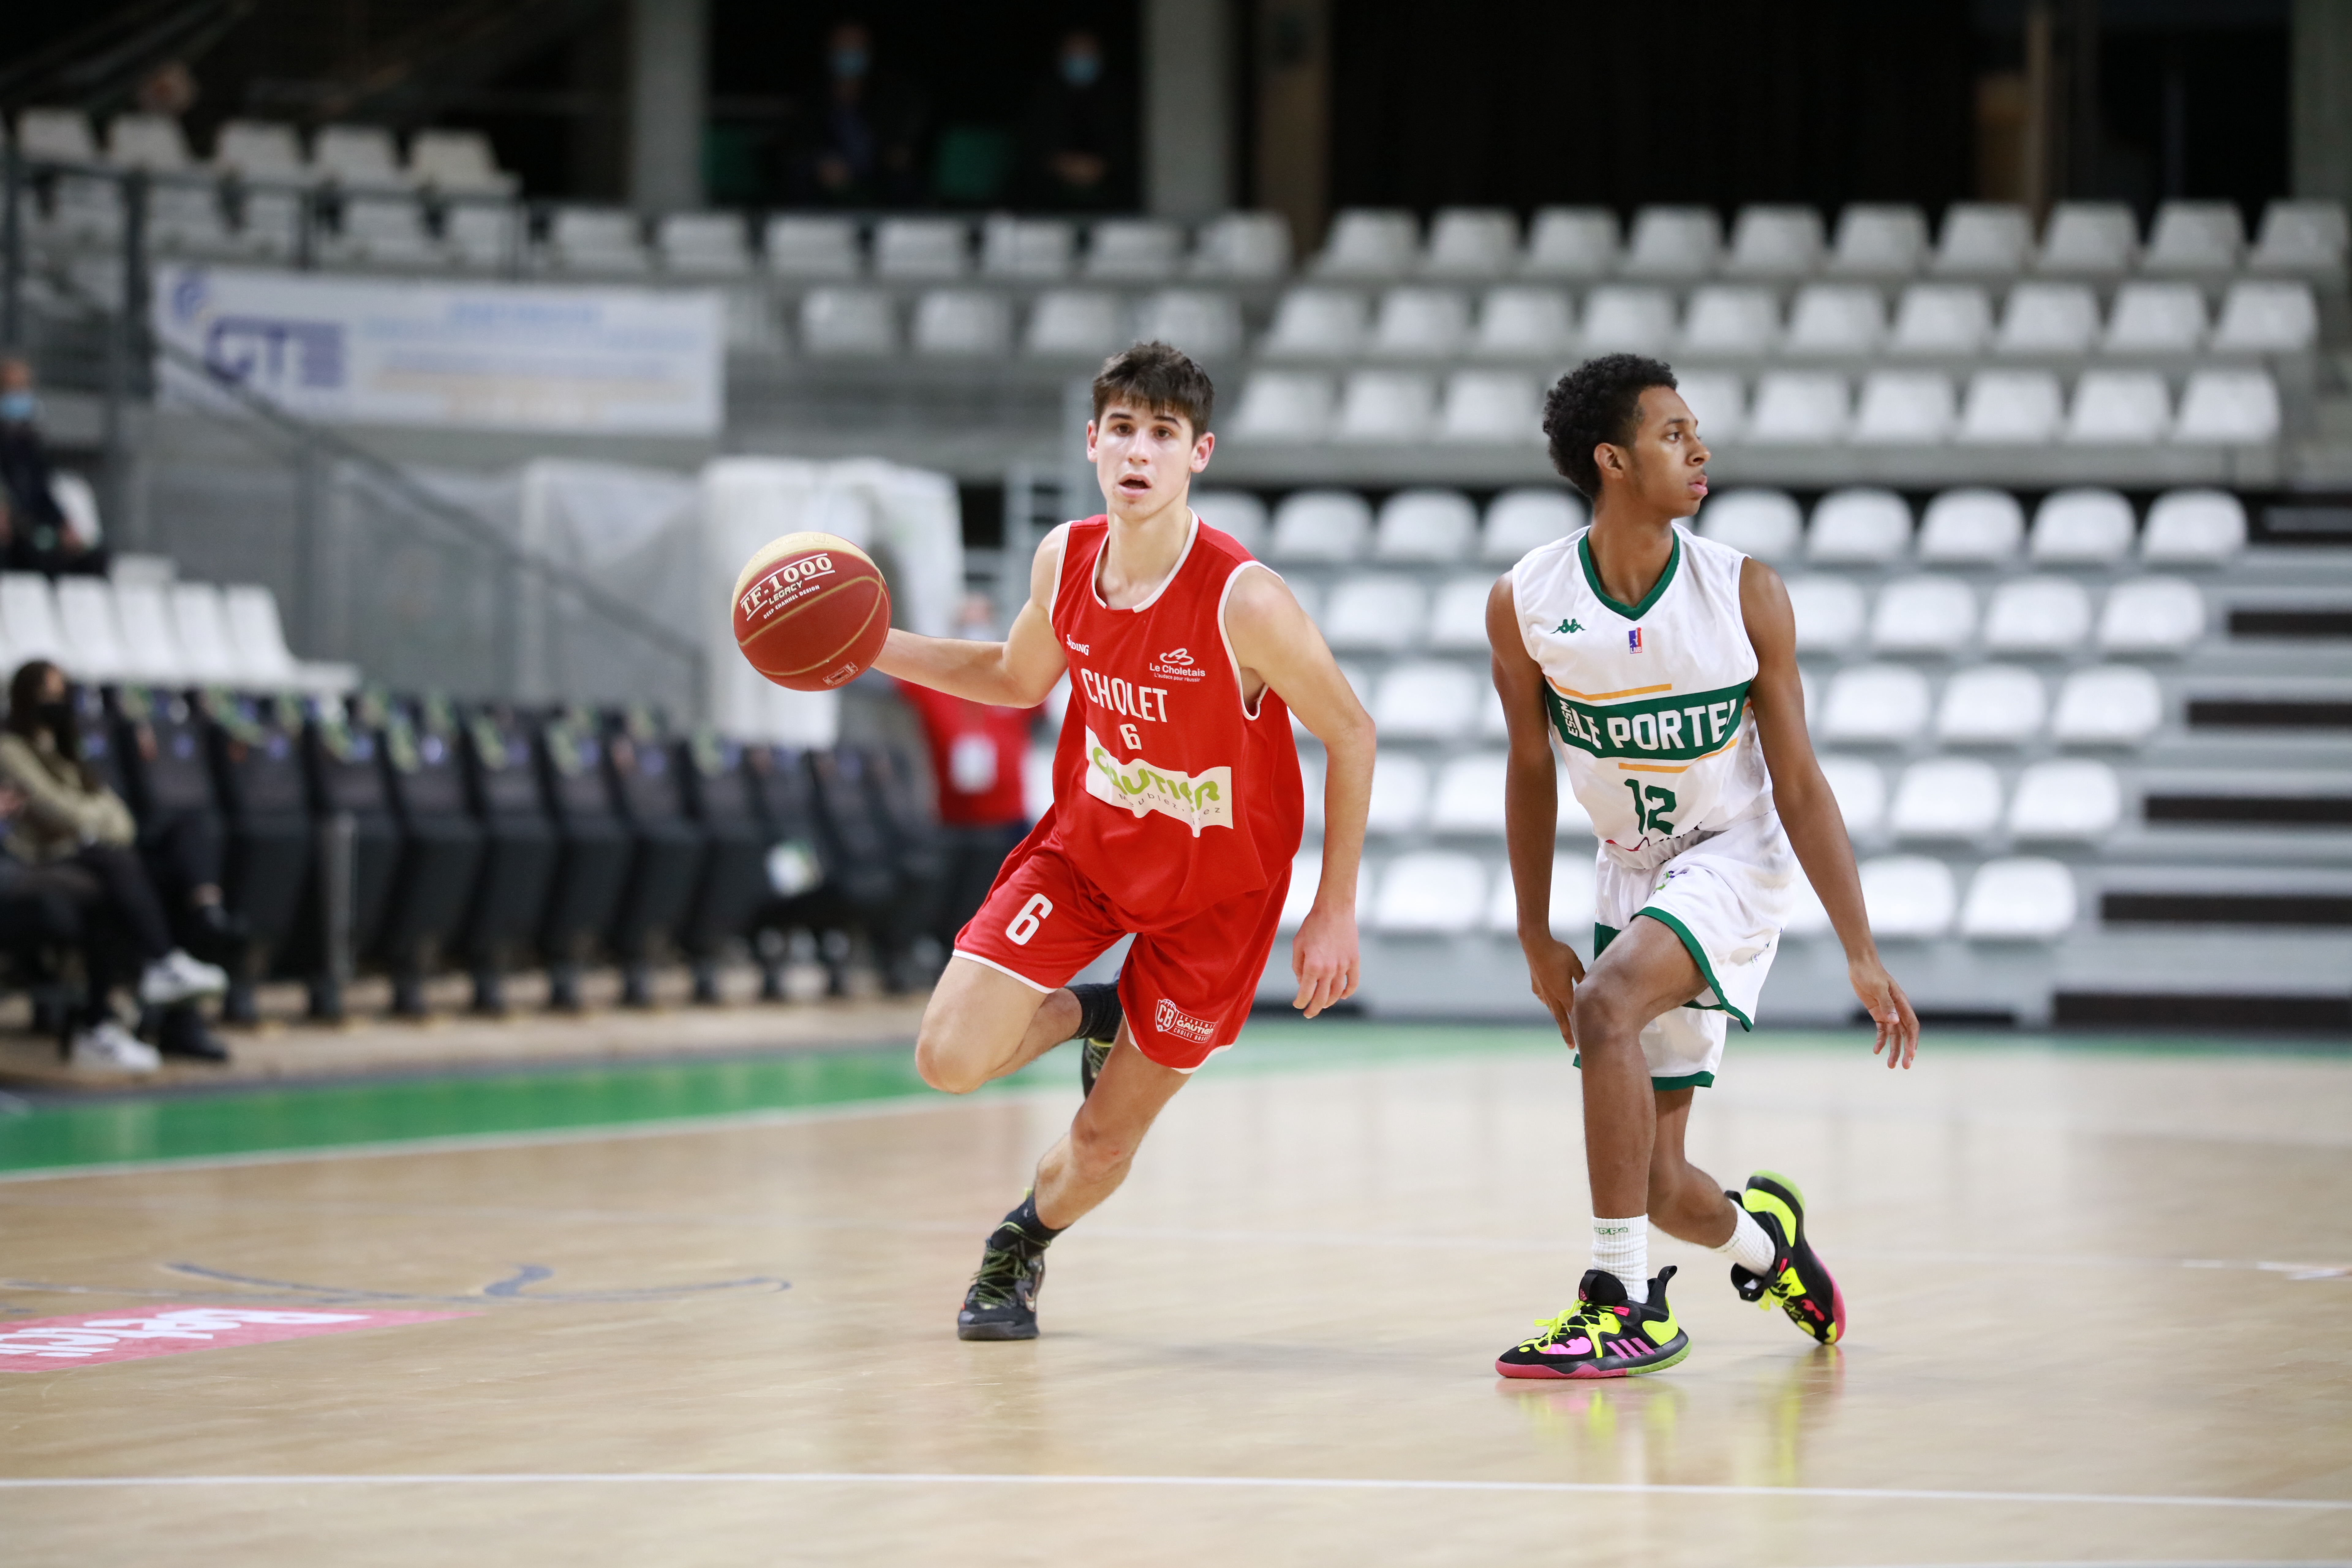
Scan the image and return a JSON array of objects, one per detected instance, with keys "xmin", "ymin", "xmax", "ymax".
[{"xmin": 1151, "ymin": 646, "xmax": 1205, "ymax": 681}]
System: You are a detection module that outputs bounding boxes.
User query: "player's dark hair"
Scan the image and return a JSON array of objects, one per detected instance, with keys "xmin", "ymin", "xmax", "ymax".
[
  {"xmin": 1091, "ymin": 341, "xmax": 1214, "ymax": 436},
  {"xmin": 1543, "ymin": 354, "xmax": 1678, "ymax": 499}
]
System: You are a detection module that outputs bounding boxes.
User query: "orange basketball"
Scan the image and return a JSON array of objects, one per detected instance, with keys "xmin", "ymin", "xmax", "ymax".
[{"xmin": 731, "ymin": 531, "xmax": 892, "ymax": 692}]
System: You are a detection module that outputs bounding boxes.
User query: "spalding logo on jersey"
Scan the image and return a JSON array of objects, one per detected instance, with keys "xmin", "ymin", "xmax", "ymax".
[{"xmin": 1082, "ymin": 725, "xmax": 1234, "ymax": 835}]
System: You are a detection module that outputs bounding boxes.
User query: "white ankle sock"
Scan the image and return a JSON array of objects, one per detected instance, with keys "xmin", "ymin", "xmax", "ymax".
[
  {"xmin": 1590, "ymin": 1216, "xmax": 1649, "ymax": 1304},
  {"xmin": 1716, "ymin": 1203, "xmax": 1777, "ymax": 1274}
]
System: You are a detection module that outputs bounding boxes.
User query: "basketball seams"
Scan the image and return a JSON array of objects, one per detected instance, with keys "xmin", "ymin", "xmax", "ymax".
[{"xmin": 740, "ymin": 579, "xmax": 887, "ymax": 678}]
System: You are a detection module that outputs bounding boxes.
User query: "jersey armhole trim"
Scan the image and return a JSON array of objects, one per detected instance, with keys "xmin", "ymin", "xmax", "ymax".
[
  {"xmin": 1045, "ymin": 522, "xmax": 1075, "ymax": 641},
  {"xmin": 1219, "ymin": 559, "xmax": 1281, "ymax": 722}
]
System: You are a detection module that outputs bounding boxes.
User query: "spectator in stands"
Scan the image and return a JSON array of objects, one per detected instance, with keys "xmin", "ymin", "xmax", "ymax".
[
  {"xmin": 792, "ymin": 20, "xmax": 926, "ymax": 205},
  {"xmin": 895, "ymin": 594, "xmax": 1042, "ymax": 946},
  {"xmin": 1023, "ymin": 28, "xmax": 1129, "ymax": 207},
  {"xmin": 134, "ymin": 59, "xmax": 199, "ymax": 119},
  {"xmin": 0, "ymin": 358, "xmax": 107, "ymax": 579},
  {"xmin": 0, "ymin": 661, "xmax": 230, "ymax": 1063}
]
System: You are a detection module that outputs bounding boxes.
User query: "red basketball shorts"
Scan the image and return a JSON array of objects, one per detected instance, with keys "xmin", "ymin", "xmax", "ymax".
[{"xmin": 952, "ymin": 840, "xmax": 1290, "ymax": 1072}]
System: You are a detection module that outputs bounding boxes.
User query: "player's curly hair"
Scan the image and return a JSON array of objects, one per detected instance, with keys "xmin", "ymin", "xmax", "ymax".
[
  {"xmin": 1092, "ymin": 341, "xmax": 1215, "ymax": 435},
  {"xmin": 1542, "ymin": 354, "xmax": 1678, "ymax": 499}
]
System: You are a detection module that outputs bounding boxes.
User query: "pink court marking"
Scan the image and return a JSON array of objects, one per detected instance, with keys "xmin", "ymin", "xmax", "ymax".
[{"xmin": 0, "ymin": 1305, "xmax": 474, "ymax": 1372}]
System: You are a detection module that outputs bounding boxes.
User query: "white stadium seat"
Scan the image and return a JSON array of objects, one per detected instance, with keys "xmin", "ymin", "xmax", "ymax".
[
  {"xmin": 1891, "ymin": 758, "xmax": 2003, "ymax": 838},
  {"xmin": 2140, "ymin": 489, "xmax": 2245, "ymax": 564},
  {"xmin": 1314, "ymin": 210, "xmax": 1420, "ymax": 278},
  {"xmin": 1870, "ymin": 576, "xmax": 1976, "ymax": 654},
  {"xmin": 1365, "ymin": 753, "xmax": 1433, "ymax": 832},
  {"xmin": 1424, "ymin": 209, "xmax": 1519, "ymax": 278},
  {"xmin": 312, "ymin": 124, "xmax": 407, "ymax": 190},
  {"xmin": 1581, "ymin": 287, "xmax": 1679, "ymax": 352},
  {"xmin": 1918, "ymin": 488, "xmax": 2024, "ymax": 563},
  {"xmin": 1428, "ymin": 577, "xmax": 1494, "ymax": 650},
  {"xmin": 1486, "ymin": 852, "xmax": 1598, "ymax": 937},
  {"xmin": 1269, "ymin": 490, "xmax": 1371, "ymax": 560},
  {"xmin": 1821, "ymin": 665, "xmax": 1932, "ymax": 742},
  {"xmin": 408, "ymin": 129, "xmax": 516, "ymax": 195},
  {"xmin": 2037, "ymin": 202, "xmax": 2139, "ymax": 275},
  {"xmin": 1374, "ymin": 490, "xmax": 1478, "ymax": 561},
  {"xmin": 2065, "ymin": 371, "xmax": 2172, "ymax": 444},
  {"xmin": 54, "ymin": 577, "xmax": 132, "ymax": 680},
  {"xmin": 1321, "ymin": 575, "xmax": 1428, "ymax": 652},
  {"xmin": 2211, "ymin": 280, "xmax": 2319, "ymax": 353},
  {"xmin": 444, "ymin": 204, "xmax": 521, "ymax": 270},
  {"xmin": 1697, "ymin": 489, "xmax": 1802, "ymax": 561},
  {"xmin": 1746, "ymin": 372, "xmax": 1849, "ymax": 444},
  {"xmin": 548, "ymin": 206, "xmax": 649, "ymax": 274},
  {"xmin": 1858, "ymin": 856, "xmax": 1956, "ymax": 937},
  {"xmin": 1192, "ymin": 491, "xmax": 1267, "ymax": 554},
  {"xmin": 1784, "ymin": 284, "xmax": 1886, "ymax": 354},
  {"xmin": 1996, "ymin": 283, "xmax": 2101, "ymax": 354},
  {"xmin": 1190, "ymin": 212, "xmax": 1291, "ymax": 279},
  {"xmin": 658, "ymin": 212, "xmax": 752, "ymax": 276},
  {"xmin": 1936, "ymin": 664, "xmax": 2046, "ymax": 745},
  {"xmin": 1374, "ymin": 854, "xmax": 1489, "ymax": 934},
  {"xmin": 1807, "ymin": 488, "xmax": 1911, "ymax": 563},
  {"xmin": 107, "ymin": 114, "xmax": 193, "ymax": 171},
  {"xmin": 1523, "ymin": 207, "xmax": 1619, "ymax": 277},
  {"xmin": 873, "ymin": 217, "xmax": 968, "ymax": 279},
  {"xmin": 20, "ymin": 107, "xmax": 99, "ymax": 162},
  {"xmin": 1085, "ymin": 218, "xmax": 1182, "ymax": 280},
  {"xmin": 1724, "ymin": 206, "xmax": 1824, "ymax": 278},
  {"xmin": 1982, "ymin": 576, "xmax": 2093, "ymax": 653},
  {"xmin": 2140, "ymin": 200, "xmax": 2242, "ymax": 274},
  {"xmin": 1622, "ymin": 205, "xmax": 1721, "ymax": 277},
  {"xmin": 1679, "ymin": 286, "xmax": 1782, "ymax": 355},
  {"xmin": 2029, "ymin": 488, "xmax": 2135, "ymax": 564},
  {"xmin": 2103, "ymin": 282, "xmax": 2206, "ymax": 352},
  {"xmin": 981, "ymin": 216, "xmax": 1074, "ymax": 279},
  {"xmin": 1959, "ymin": 858, "xmax": 2078, "ymax": 939},
  {"xmin": 1675, "ymin": 372, "xmax": 1748, "ymax": 443},
  {"xmin": 167, "ymin": 583, "xmax": 241, "ymax": 683},
  {"xmin": 110, "ymin": 581, "xmax": 184, "ymax": 682},
  {"xmin": 1889, "ymin": 284, "xmax": 1993, "ymax": 354},
  {"xmin": 331, "ymin": 195, "xmax": 437, "ymax": 266},
  {"xmin": 1264, "ymin": 288, "xmax": 1370, "ymax": 357},
  {"xmin": 1281, "ymin": 847, "xmax": 1374, "ymax": 930},
  {"xmin": 1956, "ymin": 370, "xmax": 2063, "ymax": 444},
  {"xmin": 2051, "ymin": 665, "xmax": 2164, "ymax": 744},
  {"xmin": 1026, "ymin": 290, "xmax": 1127, "ymax": 357},
  {"xmin": 1231, "ymin": 372, "xmax": 1335, "ymax": 440},
  {"xmin": 1133, "ymin": 290, "xmax": 1242, "ymax": 358},
  {"xmin": 2249, "ymin": 200, "xmax": 2347, "ymax": 274},
  {"xmin": 1817, "ymin": 755, "xmax": 1887, "ymax": 835},
  {"xmin": 1371, "ymin": 288, "xmax": 1471, "ymax": 357},
  {"xmin": 1934, "ymin": 203, "xmax": 2034, "ymax": 277},
  {"xmin": 911, "ymin": 290, "xmax": 1011, "ymax": 356},
  {"xmin": 226, "ymin": 583, "xmax": 356, "ymax": 690},
  {"xmin": 799, "ymin": 289, "xmax": 896, "ymax": 355},
  {"xmin": 1851, "ymin": 371, "xmax": 1955, "ymax": 444},
  {"xmin": 1373, "ymin": 661, "xmax": 1484, "ymax": 741},
  {"xmin": 2173, "ymin": 369, "xmax": 2281, "ymax": 443},
  {"xmin": 1483, "ymin": 489, "xmax": 1583, "ymax": 562},
  {"xmin": 766, "ymin": 215, "xmax": 860, "ymax": 278},
  {"xmin": 2096, "ymin": 578, "xmax": 2205, "ymax": 654},
  {"xmin": 1335, "ymin": 371, "xmax": 1436, "ymax": 442},
  {"xmin": 1439, "ymin": 371, "xmax": 1541, "ymax": 443},
  {"xmin": 1827, "ymin": 204, "xmax": 1929, "ymax": 276},
  {"xmin": 1783, "ymin": 575, "xmax": 1867, "ymax": 652},
  {"xmin": 1429, "ymin": 753, "xmax": 1510, "ymax": 832},
  {"xmin": 1472, "ymin": 288, "xmax": 1575, "ymax": 357},
  {"xmin": 2008, "ymin": 759, "xmax": 2123, "ymax": 839},
  {"xmin": 213, "ymin": 120, "xmax": 307, "ymax": 182},
  {"xmin": 0, "ymin": 575, "xmax": 66, "ymax": 663}
]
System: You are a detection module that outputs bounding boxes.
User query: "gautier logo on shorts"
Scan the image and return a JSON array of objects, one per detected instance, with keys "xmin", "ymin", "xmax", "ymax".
[
  {"xmin": 1081, "ymin": 724, "xmax": 1234, "ymax": 835},
  {"xmin": 739, "ymin": 554, "xmax": 834, "ymax": 623},
  {"xmin": 1154, "ymin": 998, "xmax": 1217, "ymax": 1046}
]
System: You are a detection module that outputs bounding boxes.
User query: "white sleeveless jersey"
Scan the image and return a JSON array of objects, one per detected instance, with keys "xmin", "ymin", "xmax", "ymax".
[{"xmin": 1510, "ymin": 523, "xmax": 1775, "ymax": 865}]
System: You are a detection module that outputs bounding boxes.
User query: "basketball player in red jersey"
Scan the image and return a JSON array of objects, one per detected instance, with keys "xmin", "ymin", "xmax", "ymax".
[{"xmin": 871, "ymin": 342, "xmax": 1375, "ymax": 1340}]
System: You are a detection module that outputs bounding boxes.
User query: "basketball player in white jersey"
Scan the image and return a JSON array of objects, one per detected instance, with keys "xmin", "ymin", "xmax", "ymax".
[{"xmin": 1488, "ymin": 353, "xmax": 1919, "ymax": 1378}]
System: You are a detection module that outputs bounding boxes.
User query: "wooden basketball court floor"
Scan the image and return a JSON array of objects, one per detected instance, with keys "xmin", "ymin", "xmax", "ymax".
[{"xmin": 2, "ymin": 1024, "xmax": 2348, "ymax": 1566}]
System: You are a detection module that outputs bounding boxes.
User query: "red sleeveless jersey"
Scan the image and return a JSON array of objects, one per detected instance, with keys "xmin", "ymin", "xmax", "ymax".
[{"xmin": 1038, "ymin": 513, "xmax": 1304, "ymax": 925}]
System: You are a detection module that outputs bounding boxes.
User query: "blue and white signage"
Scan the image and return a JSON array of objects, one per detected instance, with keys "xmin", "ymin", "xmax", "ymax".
[{"xmin": 152, "ymin": 265, "xmax": 723, "ymax": 435}]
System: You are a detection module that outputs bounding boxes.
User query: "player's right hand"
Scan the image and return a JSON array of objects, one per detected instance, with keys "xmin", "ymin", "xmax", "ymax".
[
  {"xmin": 1524, "ymin": 935, "xmax": 1585, "ymax": 1045},
  {"xmin": 1291, "ymin": 901, "xmax": 1360, "ymax": 1019}
]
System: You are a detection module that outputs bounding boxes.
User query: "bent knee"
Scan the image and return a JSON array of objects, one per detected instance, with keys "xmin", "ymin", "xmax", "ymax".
[
  {"xmin": 1570, "ymin": 982, "xmax": 1649, "ymax": 1050},
  {"xmin": 913, "ymin": 1032, "xmax": 988, "ymax": 1095}
]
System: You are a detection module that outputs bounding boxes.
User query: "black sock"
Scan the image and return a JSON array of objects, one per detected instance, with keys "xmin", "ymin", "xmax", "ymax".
[
  {"xmin": 997, "ymin": 1190, "xmax": 1065, "ymax": 1249},
  {"xmin": 1068, "ymin": 982, "xmax": 1122, "ymax": 1045}
]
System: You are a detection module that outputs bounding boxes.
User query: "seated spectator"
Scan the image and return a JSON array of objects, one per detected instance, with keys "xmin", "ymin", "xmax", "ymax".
[
  {"xmin": 0, "ymin": 358, "xmax": 108, "ymax": 579},
  {"xmin": 791, "ymin": 20, "xmax": 926, "ymax": 205},
  {"xmin": 0, "ymin": 661, "xmax": 228, "ymax": 1068},
  {"xmin": 1024, "ymin": 28, "xmax": 1130, "ymax": 207}
]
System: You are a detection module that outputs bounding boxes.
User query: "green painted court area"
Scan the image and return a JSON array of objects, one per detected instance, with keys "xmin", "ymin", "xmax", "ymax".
[{"xmin": 0, "ymin": 1024, "xmax": 2338, "ymax": 1178}]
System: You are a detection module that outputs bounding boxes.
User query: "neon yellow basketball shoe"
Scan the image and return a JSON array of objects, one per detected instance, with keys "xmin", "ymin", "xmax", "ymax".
[
  {"xmin": 1495, "ymin": 1265, "xmax": 1692, "ymax": 1379},
  {"xmin": 1729, "ymin": 1171, "xmax": 1846, "ymax": 1344}
]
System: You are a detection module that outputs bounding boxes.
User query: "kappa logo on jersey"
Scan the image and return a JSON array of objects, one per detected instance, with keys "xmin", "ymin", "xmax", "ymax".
[
  {"xmin": 1557, "ymin": 619, "xmax": 1584, "ymax": 634},
  {"xmin": 1154, "ymin": 998, "xmax": 1218, "ymax": 1046},
  {"xmin": 1066, "ymin": 636, "xmax": 1091, "ymax": 655},
  {"xmin": 1081, "ymin": 724, "xmax": 1234, "ymax": 835},
  {"xmin": 1151, "ymin": 645, "xmax": 1206, "ymax": 681}
]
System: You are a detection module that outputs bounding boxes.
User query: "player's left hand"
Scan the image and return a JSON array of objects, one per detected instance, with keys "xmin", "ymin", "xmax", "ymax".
[
  {"xmin": 1850, "ymin": 955, "xmax": 1919, "ymax": 1069},
  {"xmin": 1291, "ymin": 901, "xmax": 1360, "ymax": 1019}
]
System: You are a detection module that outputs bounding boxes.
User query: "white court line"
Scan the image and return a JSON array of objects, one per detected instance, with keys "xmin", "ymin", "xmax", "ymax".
[{"xmin": 0, "ymin": 1473, "xmax": 2346, "ymax": 1511}]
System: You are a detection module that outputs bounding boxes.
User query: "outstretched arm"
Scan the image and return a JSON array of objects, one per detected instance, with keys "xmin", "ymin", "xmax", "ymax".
[
  {"xmin": 1739, "ymin": 558, "xmax": 1920, "ymax": 1068},
  {"xmin": 1486, "ymin": 576, "xmax": 1582, "ymax": 1041},
  {"xmin": 1225, "ymin": 566, "xmax": 1369, "ymax": 1019},
  {"xmin": 872, "ymin": 525, "xmax": 1069, "ymax": 707}
]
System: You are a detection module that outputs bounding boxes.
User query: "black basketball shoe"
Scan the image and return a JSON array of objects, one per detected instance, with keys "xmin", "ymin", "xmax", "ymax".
[
  {"xmin": 1727, "ymin": 1171, "xmax": 1846, "ymax": 1344},
  {"xmin": 956, "ymin": 1219, "xmax": 1051, "ymax": 1341}
]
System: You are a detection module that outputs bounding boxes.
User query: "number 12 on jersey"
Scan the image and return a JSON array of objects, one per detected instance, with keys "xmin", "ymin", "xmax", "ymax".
[{"xmin": 1623, "ymin": 779, "xmax": 1678, "ymax": 835}]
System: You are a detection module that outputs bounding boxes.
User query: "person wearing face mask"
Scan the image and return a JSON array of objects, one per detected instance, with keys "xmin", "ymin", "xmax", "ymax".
[
  {"xmin": 0, "ymin": 358, "xmax": 107, "ymax": 579},
  {"xmin": 0, "ymin": 661, "xmax": 231, "ymax": 1070},
  {"xmin": 793, "ymin": 20, "xmax": 926, "ymax": 205},
  {"xmin": 1024, "ymin": 29, "xmax": 1130, "ymax": 207}
]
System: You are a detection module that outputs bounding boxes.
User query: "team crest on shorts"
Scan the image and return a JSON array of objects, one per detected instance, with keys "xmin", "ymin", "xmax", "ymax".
[{"xmin": 1153, "ymin": 998, "xmax": 1217, "ymax": 1046}]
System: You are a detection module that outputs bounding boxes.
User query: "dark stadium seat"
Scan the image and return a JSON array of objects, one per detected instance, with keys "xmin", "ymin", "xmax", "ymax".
[
  {"xmin": 195, "ymin": 692, "xmax": 316, "ymax": 1023},
  {"xmin": 105, "ymin": 688, "xmax": 245, "ymax": 1015},
  {"xmin": 675, "ymin": 728, "xmax": 781, "ymax": 1005},
  {"xmin": 371, "ymin": 695, "xmax": 484, "ymax": 1018},
  {"xmin": 746, "ymin": 742, "xmax": 830, "ymax": 999},
  {"xmin": 456, "ymin": 701, "xmax": 559, "ymax": 1015},
  {"xmin": 862, "ymin": 746, "xmax": 949, "ymax": 992},
  {"xmin": 289, "ymin": 690, "xmax": 402, "ymax": 1021},
  {"xmin": 804, "ymin": 747, "xmax": 904, "ymax": 996},
  {"xmin": 601, "ymin": 704, "xmax": 709, "ymax": 1007},
  {"xmin": 530, "ymin": 704, "xmax": 634, "ymax": 1011}
]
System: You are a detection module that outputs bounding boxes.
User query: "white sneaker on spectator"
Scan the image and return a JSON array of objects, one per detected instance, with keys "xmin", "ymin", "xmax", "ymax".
[
  {"xmin": 139, "ymin": 949, "xmax": 230, "ymax": 1006},
  {"xmin": 70, "ymin": 1020, "xmax": 160, "ymax": 1073}
]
